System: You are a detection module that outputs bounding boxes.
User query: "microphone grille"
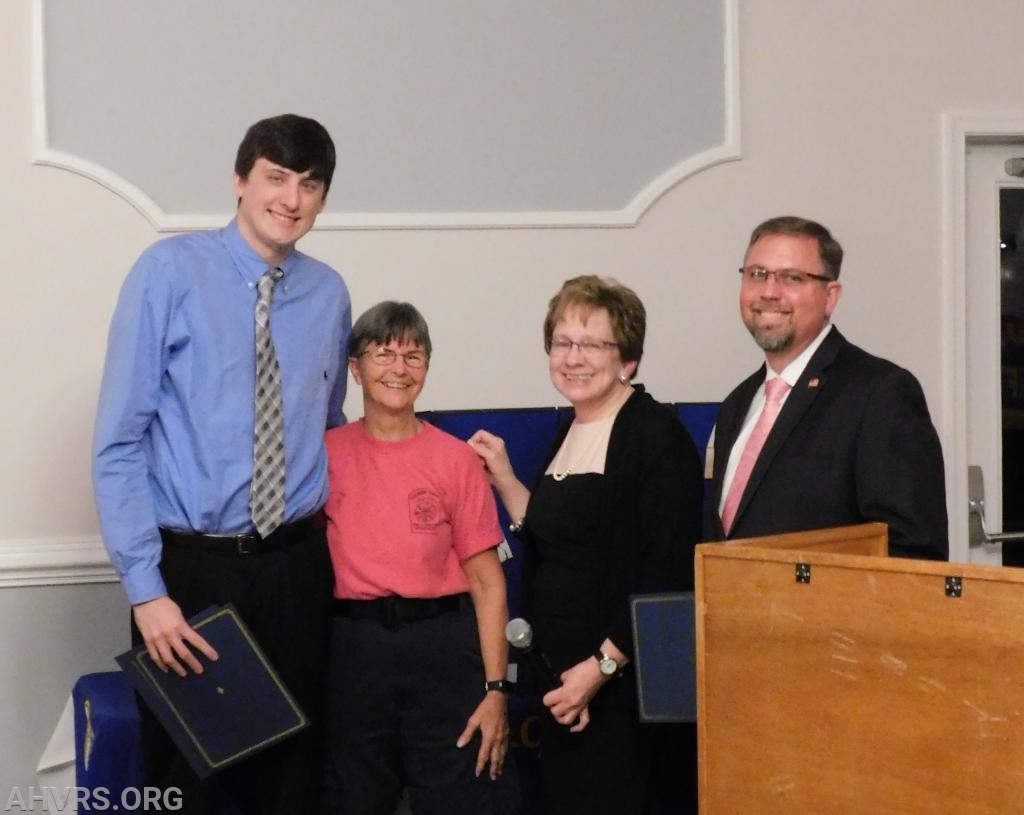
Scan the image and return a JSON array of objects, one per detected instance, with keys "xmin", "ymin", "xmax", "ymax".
[{"xmin": 505, "ymin": 617, "xmax": 533, "ymax": 649}]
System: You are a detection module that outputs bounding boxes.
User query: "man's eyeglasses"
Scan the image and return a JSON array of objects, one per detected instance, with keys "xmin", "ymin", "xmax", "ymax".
[
  {"xmin": 739, "ymin": 266, "xmax": 833, "ymax": 286},
  {"xmin": 361, "ymin": 347, "xmax": 429, "ymax": 368},
  {"xmin": 548, "ymin": 337, "xmax": 619, "ymax": 358}
]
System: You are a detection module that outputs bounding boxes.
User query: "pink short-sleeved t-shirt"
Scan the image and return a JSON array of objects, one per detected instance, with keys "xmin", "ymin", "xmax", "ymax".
[{"xmin": 325, "ymin": 420, "xmax": 502, "ymax": 600}]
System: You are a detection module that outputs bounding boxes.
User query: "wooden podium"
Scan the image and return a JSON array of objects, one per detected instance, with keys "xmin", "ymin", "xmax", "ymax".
[{"xmin": 697, "ymin": 523, "xmax": 1024, "ymax": 814}]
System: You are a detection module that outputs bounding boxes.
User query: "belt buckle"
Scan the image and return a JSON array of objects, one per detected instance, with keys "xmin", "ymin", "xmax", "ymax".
[
  {"xmin": 235, "ymin": 534, "xmax": 256, "ymax": 555},
  {"xmin": 382, "ymin": 597, "xmax": 401, "ymax": 629}
]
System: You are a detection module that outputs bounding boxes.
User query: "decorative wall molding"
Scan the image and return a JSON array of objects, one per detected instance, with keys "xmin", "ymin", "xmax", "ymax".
[
  {"xmin": 33, "ymin": 0, "xmax": 740, "ymax": 231},
  {"xmin": 0, "ymin": 536, "xmax": 118, "ymax": 589}
]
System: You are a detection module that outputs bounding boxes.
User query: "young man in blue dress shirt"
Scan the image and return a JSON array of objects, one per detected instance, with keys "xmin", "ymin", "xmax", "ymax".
[{"xmin": 93, "ymin": 113, "xmax": 351, "ymax": 813}]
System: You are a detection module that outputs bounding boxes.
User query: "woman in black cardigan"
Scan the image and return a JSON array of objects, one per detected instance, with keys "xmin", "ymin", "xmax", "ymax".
[{"xmin": 469, "ymin": 276, "xmax": 703, "ymax": 815}]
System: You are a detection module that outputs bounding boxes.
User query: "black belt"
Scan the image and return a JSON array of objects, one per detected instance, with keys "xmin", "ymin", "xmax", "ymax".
[
  {"xmin": 159, "ymin": 511, "xmax": 325, "ymax": 556},
  {"xmin": 333, "ymin": 593, "xmax": 470, "ymax": 629}
]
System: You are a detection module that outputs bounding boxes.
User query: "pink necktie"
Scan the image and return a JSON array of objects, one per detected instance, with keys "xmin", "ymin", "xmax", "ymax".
[{"xmin": 721, "ymin": 377, "xmax": 791, "ymax": 535}]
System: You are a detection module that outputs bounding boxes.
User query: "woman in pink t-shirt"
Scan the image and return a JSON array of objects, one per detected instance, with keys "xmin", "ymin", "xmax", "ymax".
[{"xmin": 322, "ymin": 301, "xmax": 516, "ymax": 815}]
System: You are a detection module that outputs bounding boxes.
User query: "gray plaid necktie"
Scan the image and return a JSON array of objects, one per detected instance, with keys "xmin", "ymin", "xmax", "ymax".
[{"xmin": 250, "ymin": 268, "xmax": 286, "ymax": 538}]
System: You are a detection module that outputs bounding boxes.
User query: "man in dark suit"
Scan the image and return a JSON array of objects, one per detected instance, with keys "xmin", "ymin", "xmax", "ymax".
[{"xmin": 707, "ymin": 216, "xmax": 948, "ymax": 560}]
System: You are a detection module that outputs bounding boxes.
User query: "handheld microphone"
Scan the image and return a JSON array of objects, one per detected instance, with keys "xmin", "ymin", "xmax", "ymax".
[{"xmin": 505, "ymin": 617, "xmax": 562, "ymax": 693}]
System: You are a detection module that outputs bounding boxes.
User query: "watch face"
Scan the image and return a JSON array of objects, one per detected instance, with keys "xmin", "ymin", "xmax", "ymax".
[{"xmin": 599, "ymin": 656, "xmax": 617, "ymax": 676}]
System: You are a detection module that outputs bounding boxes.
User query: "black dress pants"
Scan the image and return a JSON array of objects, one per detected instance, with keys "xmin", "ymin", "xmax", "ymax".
[
  {"xmin": 324, "ymin": 603, "xmax": 520, "ymax": 815},
  {"xmin": 130, "ymin": 525, "xmax": 334, "ymax": 815}
]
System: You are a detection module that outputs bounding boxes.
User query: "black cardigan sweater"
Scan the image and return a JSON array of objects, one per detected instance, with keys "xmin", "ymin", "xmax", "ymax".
[{"xmin": 520, "ymin": 385, "xmax": 704, "ymax": 665}]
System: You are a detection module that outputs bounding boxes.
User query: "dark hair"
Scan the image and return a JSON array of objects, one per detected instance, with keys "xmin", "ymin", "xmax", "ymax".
[
  {"xmin": 348, "ymin": 301, "xmax": 432, "ymax": 359},
  {"xmin": 747, "ymin": 216, "xmax": 844, "ymax": 280},
  {"xmin": 543, "ymin": 275, "xmax": 646, "ymax": 376},
  {"xmin": 234, "ymin": 114, "xmax": 336, "ymax": 197}
]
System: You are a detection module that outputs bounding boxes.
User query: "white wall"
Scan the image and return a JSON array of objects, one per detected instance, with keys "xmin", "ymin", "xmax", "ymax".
[
  {"xmin": 4, "ymin": 0, "xmax": 1024, "ymax": 792},
  {"xmin": 0, "ymin": 586, "xmax": 129, "ymax": 791}
]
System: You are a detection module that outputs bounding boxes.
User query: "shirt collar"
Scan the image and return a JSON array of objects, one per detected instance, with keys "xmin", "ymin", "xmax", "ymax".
[
  {"xmin": 769, "ymin": 322, "xmax": 833, "ymax": 388},
  {"xmin": 221, "ymin": 217, "xmax": 298, "ymax": 285}
]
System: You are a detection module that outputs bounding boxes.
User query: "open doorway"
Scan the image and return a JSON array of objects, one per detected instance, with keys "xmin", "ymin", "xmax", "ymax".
[
  {"xmin": 964, "ymin": 137, "xmax": 1024, "ymax": 565},
  {"xmin": 998, "ymin": 187, "xmax": 1024, "ymax": 562}
]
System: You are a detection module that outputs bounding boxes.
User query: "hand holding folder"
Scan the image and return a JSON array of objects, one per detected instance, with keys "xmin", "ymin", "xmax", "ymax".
[
  {"xmin": 132, "ymin": 596, "xmax": 219, "ymax": 676},
  {"xmin": 117, "ymin": 604, "xmax": 308, "ymax": 778}
]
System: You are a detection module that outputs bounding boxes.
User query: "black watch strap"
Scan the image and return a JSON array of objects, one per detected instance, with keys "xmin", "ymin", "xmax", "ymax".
[{"xmin": 484, "ymin": 678, "xmax": 512, "ymax": 693}]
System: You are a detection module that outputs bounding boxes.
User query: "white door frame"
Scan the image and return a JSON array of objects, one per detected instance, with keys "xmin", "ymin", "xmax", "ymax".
[{"xmin": 942, "ymin": 112, "xmax": 1024, "ymax": 563}]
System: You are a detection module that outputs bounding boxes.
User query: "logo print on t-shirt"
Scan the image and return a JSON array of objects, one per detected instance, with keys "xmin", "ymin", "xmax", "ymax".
[{"xmin": 409, "ymin": 488, "xmax": 443, "ymax": 532}]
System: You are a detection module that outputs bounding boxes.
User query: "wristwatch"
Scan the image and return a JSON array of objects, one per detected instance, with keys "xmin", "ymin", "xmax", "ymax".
[
  {"xmin": 484, "ymin": 679, "xmax": 512, "ymax": 694},
  {"xmin": 593, "ymin": 649, "xmax": 620, "ymax": 677}
]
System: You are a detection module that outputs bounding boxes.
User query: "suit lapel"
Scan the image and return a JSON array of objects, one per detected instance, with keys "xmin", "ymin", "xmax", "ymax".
[{"xmin": 730, "ymin": 328, "xmax": 847, "ymax": 532}]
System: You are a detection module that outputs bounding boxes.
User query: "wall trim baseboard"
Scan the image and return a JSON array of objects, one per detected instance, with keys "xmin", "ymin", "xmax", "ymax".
[{"xmin": 0, "ymin": 536, "xmax": 118, "ymax": 589}]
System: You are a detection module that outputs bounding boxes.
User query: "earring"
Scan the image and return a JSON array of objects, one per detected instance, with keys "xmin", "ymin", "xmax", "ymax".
[{"xmin": 618, "ymin": 374, "xmax": 628, "ymax": 384}]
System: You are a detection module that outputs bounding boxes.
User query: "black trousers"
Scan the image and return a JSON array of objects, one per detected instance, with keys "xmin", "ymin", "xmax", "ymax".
[
  {"xmin": 131, "ymin": 524, "xmax": 334, "ymax": 815},
  {"xmin": 324, "ymin": 603, "xmax": 520, "ymax": 815}
]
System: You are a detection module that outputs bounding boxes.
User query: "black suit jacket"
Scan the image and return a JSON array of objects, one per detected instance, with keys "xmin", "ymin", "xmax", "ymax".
[{"xmin": 707, "ymin": 327, "xmax": 948, "ymax": 560}]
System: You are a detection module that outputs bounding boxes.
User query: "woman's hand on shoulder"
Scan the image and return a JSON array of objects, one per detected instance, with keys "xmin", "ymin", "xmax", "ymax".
[
  {"xmin": 466, "ymin": 430, "xmax": 515, "ymax": 484},
  {"xmin": 456, "ymin": 690, "xmax": 510, "ymax": 780},
  {"xmin": 467, "ymin": 430, "xmax": 531, "ymax": 524}
]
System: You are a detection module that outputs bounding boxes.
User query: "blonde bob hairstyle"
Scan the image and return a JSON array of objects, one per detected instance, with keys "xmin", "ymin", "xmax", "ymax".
[{"xmin": 543, "ymin": 275, "xmax": 646, "ymax": 378}]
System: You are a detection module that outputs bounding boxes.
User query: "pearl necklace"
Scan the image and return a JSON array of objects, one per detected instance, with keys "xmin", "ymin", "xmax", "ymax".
[
  {"xmin": 549, "ymin": 383, "xmax": 633, "ymax": 481},
  {"xmin": 549, "ymin": 416, "xmax": 612, "ymax": 481}
]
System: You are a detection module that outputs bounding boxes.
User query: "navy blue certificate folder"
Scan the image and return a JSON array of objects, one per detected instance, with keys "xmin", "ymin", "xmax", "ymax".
[
  {"xmin": 630, "ymin": 592, "xmax": 696, "ymax": 723},
  {"xmin": 116, "ymin": 604, "xmax": 308, "ymax": 778}
]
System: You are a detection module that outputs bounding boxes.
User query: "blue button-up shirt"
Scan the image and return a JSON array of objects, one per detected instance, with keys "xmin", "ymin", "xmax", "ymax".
[{"xmin": 92, "ymin": 219, "xmax": 351, "ymax": 604}]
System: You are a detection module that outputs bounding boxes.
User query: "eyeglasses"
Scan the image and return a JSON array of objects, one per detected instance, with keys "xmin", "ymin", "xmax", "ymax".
[
  {"xmin": 361, "ymin": 347, "xmax": 429, "ymax": 368},
  {"xmin": 739, "ymin": 266, "xmax": 834, "ymax": 286},
  {"xmin": 548, "ymin": 337, "xmax": 619, "ymax": 358}
]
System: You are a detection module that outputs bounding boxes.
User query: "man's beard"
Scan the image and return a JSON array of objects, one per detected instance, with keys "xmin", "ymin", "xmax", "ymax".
[{"xmin": 748, "ymin": 323, "xmax": 793, "ymax": 352}]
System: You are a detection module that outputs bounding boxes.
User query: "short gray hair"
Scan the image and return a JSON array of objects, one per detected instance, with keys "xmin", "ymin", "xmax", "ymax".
[{"xmin": 347, "ymin": 301, "xmax": 432, "ymax": 358}]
